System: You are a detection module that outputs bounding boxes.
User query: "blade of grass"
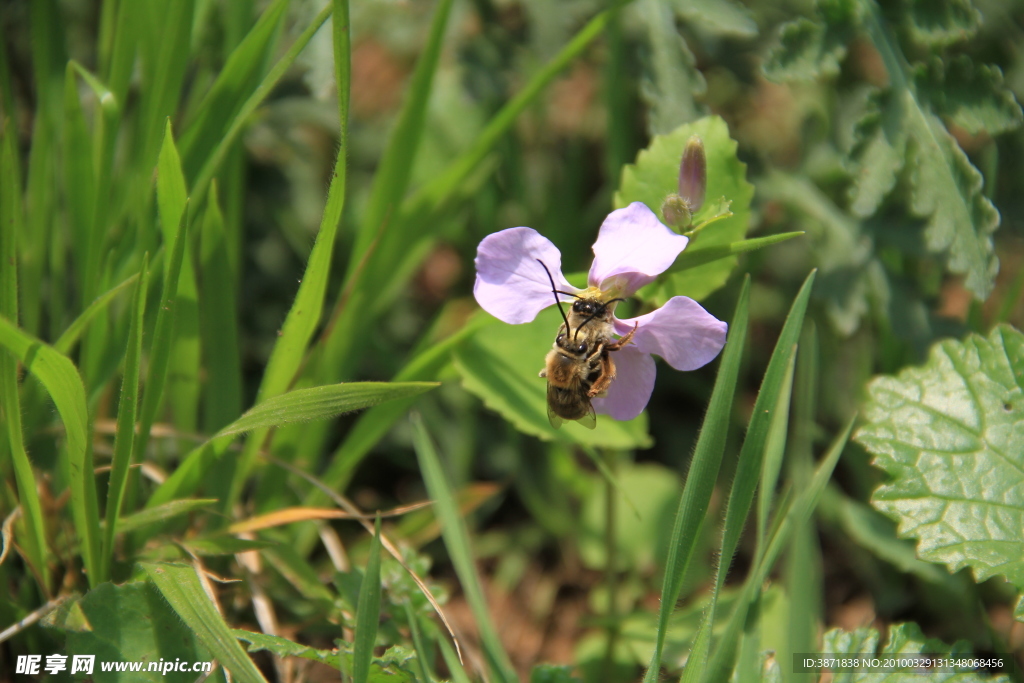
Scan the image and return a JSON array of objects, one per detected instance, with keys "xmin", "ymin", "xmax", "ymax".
[
  {"xmin": 179, "ymin": 0, "xmax": 289, "ymax": 181},
  {"xmin": 404, "ymin": 601, "xmax": 437, "ymax": 683},
  {"xmin": 220, "ymin": 0, "xmax": 350, "ymax": 513},
  {"xmin": 756, "ymin": 354, "xmax": 795, "ymax": 552},
  {"xmin": 62, "ymin": 61, "xmax": 96, "ymax": 307},
  {"xmin": 679, "ymin": 272, "xmax": 816, "ymax": 683},
  {"xmin": 136, "ymin": 0, "xmax": 194, "ymax": 173},
  {"xmin": 189, "ymin": 2, "xmax": 332, "ymax": 207},
  {"xmin": 703, "ymin": 417, "xmax": 853, "ymax": 682},
  {"xmin": 199, "ymin": 181, "xmax": 242, "ymax": 431},
  {"xmin": 146, "ymin": 382, "xmax": 434, "ymax": 508},
  {"xmin": 0, "ymin": 317, "xmax": 98, "ymax": 586},
  {"xmin": 99, "ymin": 254, "xmax": 149, "ymax": 583},
  {"xmin": 116, "ymin": 499, "xmax": 218, "ymax": 535},
  {"xmin": 142, "ymin": 562, "xmax": 268, "ymax": 683},
  {"xmin": 352, "ymin": 517, "xmax": 383, "ymax": 683},
  {"xmin": 155, "ymin": 120, "xmax": 201, "ymax": 436},
  {"xmin": 0, "ymin": 123, "xmax": 49, "ymax": 592},
  {"xmin": 412, "ymin": 413, "xmax": 517, "ymax": 683},
  {"xmin": 53, "ymin": 272, "xmax": 141, "ymax": 355},
  {"xmin": 22, "ymin": 111, "xmax": 55, "ymax": 336},
  {"xmin": 642, "ymin": 276, "xmax": 750, "ymax": 683},
  {"xmin": 219, "ymin": 382, "xmax": 439, "ymax": 437},
  {"xmin": 345, "ymin": 0, "xmax": 456, "ymax": 288},
  {"xmin": 666, "ymin": 232, "xmax": 804, "ymax": 273},
  {"xmin": 135, "ymin": 191, "xmax": 190, "ymax": 470}
]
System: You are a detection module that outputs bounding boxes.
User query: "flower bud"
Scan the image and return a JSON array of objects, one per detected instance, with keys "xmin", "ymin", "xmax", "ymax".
[
  {"xmin": 678, "ymin": 134, "xmax": 706, "ymax": 213},
  {"xmin": 661, "ymin": 194, "xmax": 691, "ymax": 230}
]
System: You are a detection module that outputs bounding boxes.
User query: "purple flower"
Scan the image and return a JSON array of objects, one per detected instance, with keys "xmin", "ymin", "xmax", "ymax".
[{"xmin": 473, "ymin": 202, "xmax": 728, "ymax": 421}]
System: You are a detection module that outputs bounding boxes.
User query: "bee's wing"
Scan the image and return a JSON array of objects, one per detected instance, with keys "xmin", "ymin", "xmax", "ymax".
[
  {"xmin": 547, "ymin": 402, "xmax": 564, "ymax": 430},
  {"xmin": 575, "ymin": 403, "xmax": 597, "ymax": 430}
]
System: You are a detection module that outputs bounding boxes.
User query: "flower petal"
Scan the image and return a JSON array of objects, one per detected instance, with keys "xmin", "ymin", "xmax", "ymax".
[
  {"xmin": 591, "ymin": 346, "xmax": 656, "ymax": 421},
  {"xmin": 614, "ymin": 296, "xmax": 727, "ymax": 371},
  {"xmin": 587, "ymin": 202, "xmax": 689, "ymax": 294},
  {"xmin": 474, "ymin": 227, "xmax": 578, "ymax": 324}
]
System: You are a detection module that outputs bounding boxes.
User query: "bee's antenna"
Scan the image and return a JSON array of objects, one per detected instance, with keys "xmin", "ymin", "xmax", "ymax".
[{"xmin": 537, "ymin": 260, "xmax": 571, "ymax": 332}]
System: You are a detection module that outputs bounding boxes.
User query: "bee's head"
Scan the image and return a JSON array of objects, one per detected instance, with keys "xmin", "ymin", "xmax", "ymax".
[
  {"xmin": 556, "ymin": 333, "xmax": 588, "ymax": 356},
  {"xmin": 571, "ymin": 299, "xmax": 605, "ymax": 317}
]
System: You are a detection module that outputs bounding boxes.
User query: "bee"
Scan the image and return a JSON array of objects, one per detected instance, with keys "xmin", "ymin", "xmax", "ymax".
[{"xmin": 536, "ymin": 260, "xmax": 637, "ymax": 429}]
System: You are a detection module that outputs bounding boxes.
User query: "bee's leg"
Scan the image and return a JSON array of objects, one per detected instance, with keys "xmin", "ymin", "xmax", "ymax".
[
  {"xmin": 606, "ymin": 322, "xmax": 639, "ymax": 351},
  {"xmin": 587, "ymin": 353, "xmax": 616, "ymax": 398},
  {"xmin": 539, "ymin": 368, "xmax": 548, "ymax": 378}
]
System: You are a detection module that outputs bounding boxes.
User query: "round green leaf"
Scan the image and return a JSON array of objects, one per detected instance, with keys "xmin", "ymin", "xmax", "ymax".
[
  {"xmin": 614, "ymin": 115, "xmax": 753, "ymax": 303},
  {"xmin": 452, "ymin": 310, "xmax": 652, "ymax": 449},
  {"xmin": 855, "ymin": 325, "xmax": 1024, "ymax": 590}
]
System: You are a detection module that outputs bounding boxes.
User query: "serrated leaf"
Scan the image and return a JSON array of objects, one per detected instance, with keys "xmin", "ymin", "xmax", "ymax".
[
  {"xmin": 817, "ymin": 623, "xmax": 1009, "ymax": 681},
  {"xmin": 855, "ymin": 325, "xmax": 1024, "ymax": 591},
  {"xmin": 635, "ymin": 0, "xmax": 705, "ymax": 135},
  {"xmin": 45, "ymin": 582, "xmax": 210, "ymax": 683},
  {"xmin": 235, "ymin": 630, "xmax": 344, "ymax": 669},
  {"xmin": 913, "ymin": 57, "xmax": 1023, "ymax": 137},
  {"xmin": 904, "ymin": 0, "xmax": 980, "ymax": 48},
  {"xmin": 451, "ymin": 310, "xmax": 652, "ymax": 449},
  {"xmin": 615, "ymin": 116, "xmax": 754, "ymax": 303},
  {"xmin": 762, "ymin": 16, "xmax": 851, "ymax": 83},
  {"xmin": 905, "ymin": 108, "xmax": 999, "ymax": 300},
  {"xmin": 848, "ymin": 90, "xmax": 908, "ymax": 218}
]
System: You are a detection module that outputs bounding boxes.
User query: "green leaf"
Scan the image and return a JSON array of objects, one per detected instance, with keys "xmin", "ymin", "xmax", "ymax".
[
  {"xmin": 847, "ymin": 90, "xmax": 907, "ymax": 218},
  {"xmin": 452, "ymin": 310, "xmax": 651, "ymax": 449},
  {"xmin": 412, "ymin": 415, "xmax": 517, "ymax": 683},
  {"xmin": 815, "ymin": 623, "xmax": 1009, "ymax": 681},
  {"xmin": 762, "ymin": 0, "xmax": 860, "ymax": 84},
  {"xmin": 855, "ymin": 325, "xmax": 1024, "ymax": 591},
  {"xmin": 143, "ymin": 562, "xmax": 268, "ymax": 683},
  {"xmin": 44, "ymin": 582, "xmax": 211, "ymax": 683},
  {"xmin": 913, "ymin": 57, "xmax": 1023, "ymax": 137},
  {"xmin": 234, "ymin": 630, "xmax": 344, "ymax": 669},
  {"xmin": 860, "ymin": 6, "xmax": 1000, "ymax": 300},
  {"xmin": 219, "ymin": 382, "xmax": 438, "ymax": 437},
  {"xmin": 615, "ymin": 116, "xmax": 754, "ymax": 303},
  {"xmin": 643, "ymin": 277, "xmax": 749, "ymax": 683},
  {"xmin": 353, "ymin": 518, "xmax": 383, "ymax": 683},
  {"xmin": 903, "ymin": 0, "xmax": 980, "ymax": 49},
  {"xmin": 0, "ymin": 316, "xmax": 99, "ymax": 585}
]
